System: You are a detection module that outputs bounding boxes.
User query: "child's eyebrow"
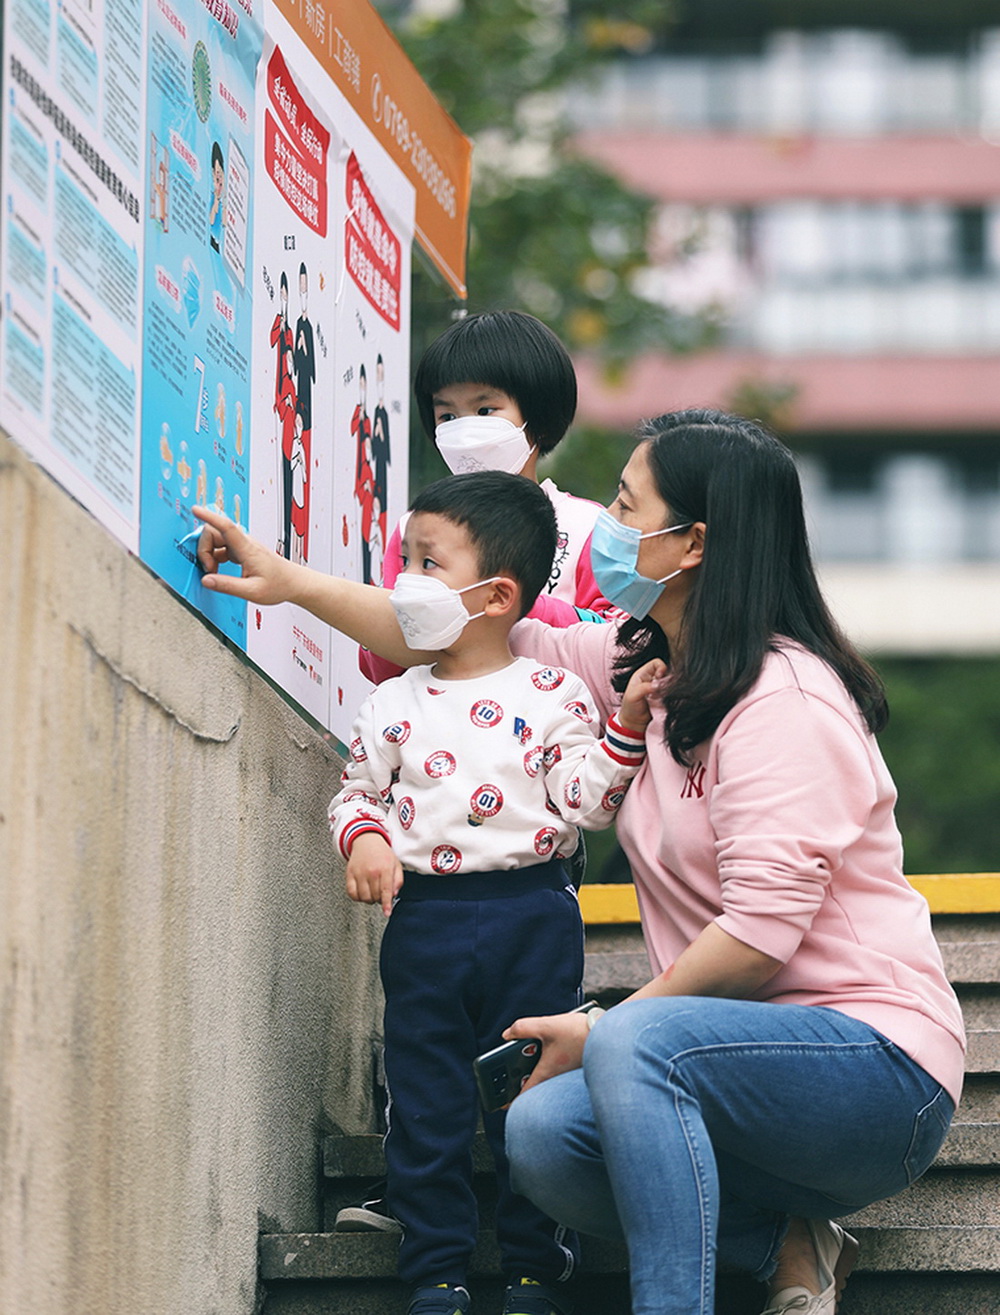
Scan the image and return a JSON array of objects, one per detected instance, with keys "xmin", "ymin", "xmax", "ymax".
[
  {"xmin": 401, "ymin": 530, "xmax": 432, "ymax": 554},
  {"xmin": 433, "ymin": 387, "xmax": 501, "ymax": 405}
]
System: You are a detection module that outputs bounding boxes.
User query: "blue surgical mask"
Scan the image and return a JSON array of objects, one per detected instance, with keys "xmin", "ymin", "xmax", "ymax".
[{"xmin": 590, "ymin": 508, "xmax": 692, "ymax": 619}]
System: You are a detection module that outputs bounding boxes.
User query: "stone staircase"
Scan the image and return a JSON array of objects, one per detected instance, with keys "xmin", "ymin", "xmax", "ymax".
[{"xmin": 260, "ymin": 912, "xmax": 1000, "ymax": 1315}]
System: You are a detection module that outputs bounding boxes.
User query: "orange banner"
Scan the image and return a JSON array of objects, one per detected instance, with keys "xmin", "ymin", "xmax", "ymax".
[{"xmin": 273, "ymin": 0, "xmax": 472, "ymax": 299}]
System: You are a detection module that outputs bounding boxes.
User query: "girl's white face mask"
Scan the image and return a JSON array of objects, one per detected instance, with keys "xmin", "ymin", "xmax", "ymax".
[
  {"xmin": 434, "ymin": 414, "xmax": 533, "ymax": 476},
  {"xmin": 390, "ymin": 572, "xmax": 501, "ymax": 650}
]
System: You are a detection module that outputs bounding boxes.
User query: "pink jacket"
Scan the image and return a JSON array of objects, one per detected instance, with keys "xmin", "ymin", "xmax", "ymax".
[{"xmin": 511, "ymin": 619, "xmax": 966, "ymax": 1106}]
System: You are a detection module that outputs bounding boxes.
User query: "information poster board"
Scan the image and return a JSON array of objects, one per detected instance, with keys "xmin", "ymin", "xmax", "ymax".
[
  {"xmin": 246, "ymin": 14, "xmax": 413, "ymax": 734},
  {"xmin": 137, "ymin": 0, "xmax": 264, "ymax": 646},
  {"xmin": 1, "ymin": 0, "xmax": 470, "ymax": 746},
  {"xmin": 1, "ymin": 0, "xmax": 148, "ymax": 549}
]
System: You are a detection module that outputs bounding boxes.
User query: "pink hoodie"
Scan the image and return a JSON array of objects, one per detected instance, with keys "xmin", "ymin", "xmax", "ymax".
[{"xmin": 511, "ymin": 619, "xmax": 966, "ymax": 1106}]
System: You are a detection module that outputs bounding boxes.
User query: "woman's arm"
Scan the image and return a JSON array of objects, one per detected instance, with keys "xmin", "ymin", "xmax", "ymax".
[
  {"xmin": 628, "ymin": 923, "xmax": 781, "ymax": 1001},
  {"xmin": 506, "ymin": 924, "xmax": 780, "ymax": 1091},
  {"xmin": 192, "ymin": 506, "xmax": 432, "ymax": 668}
]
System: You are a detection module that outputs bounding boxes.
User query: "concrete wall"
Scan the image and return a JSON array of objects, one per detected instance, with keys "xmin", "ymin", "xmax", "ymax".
[{"xmin": 0, "ymin": 431, "xmax": 385, "ymax": 1314}]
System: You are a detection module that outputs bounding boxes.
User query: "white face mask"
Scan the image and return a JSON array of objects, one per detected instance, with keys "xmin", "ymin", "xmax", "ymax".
[
  {"xmin": 390, "ymin": 572, "xmax": 501, "ymax": 649},
  {"xmin": 435, "ymin": 414, "xmax": 534, "ymax": 475}
]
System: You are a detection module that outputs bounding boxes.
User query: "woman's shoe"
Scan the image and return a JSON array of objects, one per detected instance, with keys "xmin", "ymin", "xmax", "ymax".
[{"xmin": 761, "ymin": 1218, "xmax": 858, "ymax": 1315}]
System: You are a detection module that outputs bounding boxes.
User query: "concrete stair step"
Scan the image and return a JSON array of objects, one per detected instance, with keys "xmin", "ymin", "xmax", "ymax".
[
  {"xmin": 838, "ymin": 1273, "xmax": 1000, "ymax": 1315},
  {"xmin": 262, "ymin": 1273, "xmax": 1000, "ymax": 1315},
  {"xmin": 260, "ymin": 1226, "xmax": 1000, "ymax": 1315},
  {"xmin": 261, "ymin": 1230, "xmax": 625, "ymax": 1283},
  {"xmin": 583, "ymin": 941, "xmax": 1000, "ymax": 997},
  {"xmin": 261, "ymin": 1272, "xmax": 760, "ymax": 1315},
  {"xmin": 261, "ymin": 1219, "xmax": 1000, "ymax": 1285},
  {"xmin": 843, "ymin": 1168, "xmax": 1000, "ymax": 1229},
  {"xmin": 966, "ymin": 1027, "xmax": 1000, "ymax": 1074},
  {"xmin": 844, "ymin": 1224, "xmax": 1000, "ymax": 1271}
]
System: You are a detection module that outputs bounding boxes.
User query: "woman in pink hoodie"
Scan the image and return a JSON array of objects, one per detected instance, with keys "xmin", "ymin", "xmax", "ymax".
[
  {"xmin": 193, "ymin": 409, "xmax": 964, "ymax": 1315},
  {"xmin": 501, "ymin": 411, "xmax": 965, "ymax": 1315}
]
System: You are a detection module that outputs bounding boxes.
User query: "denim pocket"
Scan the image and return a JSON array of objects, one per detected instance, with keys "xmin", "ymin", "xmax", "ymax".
[{"xmin": 903, "ymin": 1085, "xmax": 955, "ymax": 1184}]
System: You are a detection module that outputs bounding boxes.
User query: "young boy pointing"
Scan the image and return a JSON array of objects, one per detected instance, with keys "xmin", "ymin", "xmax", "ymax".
[
  {"xmin": 331, "ymin": 473, "xmax": 660, "ymax": 1315},
  {"xmin": 193, "ymin": 474, "xmax": 664, "ymax": 1315}
]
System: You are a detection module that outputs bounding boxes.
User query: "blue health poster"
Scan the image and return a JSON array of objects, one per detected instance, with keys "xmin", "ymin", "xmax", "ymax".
[{"xmin": 138, "ymin": 0, "xmax": 262, "ymax": 645}]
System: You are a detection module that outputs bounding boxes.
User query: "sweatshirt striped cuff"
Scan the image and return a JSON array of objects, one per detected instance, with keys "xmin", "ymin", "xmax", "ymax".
[
  {"xmin": 601, "ymin": 713, "xmax": 647, "ymax": 766},
  {"xmin": 339, "ymin": 817, "xmax": 391, "ymax": 860}
]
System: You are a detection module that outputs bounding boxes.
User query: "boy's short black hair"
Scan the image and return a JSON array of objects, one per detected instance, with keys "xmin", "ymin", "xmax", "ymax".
[
  {"xmin": 413, "ymin": 310, "xmax": 577, "ymax": 456},
  {"xmin": 409, "ymin": 472, "xmax": 557, "ymax": 618}
]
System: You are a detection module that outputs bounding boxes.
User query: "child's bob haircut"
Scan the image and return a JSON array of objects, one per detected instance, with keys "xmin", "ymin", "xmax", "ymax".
[
  {"xmin": 413, "ymin": 310, "xmax": 577, "ymax": 456},
  {"xmin": 409, "ymin": 472, "xmax": 557, "ymax": 619}
]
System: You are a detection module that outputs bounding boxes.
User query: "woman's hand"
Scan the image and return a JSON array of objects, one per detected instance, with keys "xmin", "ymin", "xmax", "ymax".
[
  {"xmin": 618, "ymin": 657, "xmax": 668, "ymax": 733},
  {"xmin": 193, "ymin": 505, "xmax": 296, "ymax": 604},
  {"xmin": 503, "ymin": 1008, "xmax": 592, "ymax": 1095}
]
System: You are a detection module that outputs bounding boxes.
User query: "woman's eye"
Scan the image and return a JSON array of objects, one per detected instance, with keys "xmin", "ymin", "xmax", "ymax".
[
  {"xmin": 423, "ymin": 558, "xmax": 437, "ymax": 571},
  {"xmin": 476, "ymin": 406, "xmax": 497, "ymax": 416}
]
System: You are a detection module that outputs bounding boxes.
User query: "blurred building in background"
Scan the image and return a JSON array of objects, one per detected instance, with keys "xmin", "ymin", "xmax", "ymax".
[{"xmin": 567, "ymin": 20, "xmax": 1000, "ymax": 654}]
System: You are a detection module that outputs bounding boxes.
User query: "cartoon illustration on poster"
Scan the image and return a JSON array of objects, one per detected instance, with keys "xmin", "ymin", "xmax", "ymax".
[
  {"xmin": 137, "ymin": 0, "xmax": 262, "ymax": 644},
  {"xmin": 332, "ymin": 145, "xmax": 412, "ymax": 734},
  {"xmin": 246, "ymin": 38, "xmax": 336, "ymax": 724},
  {"xmin": 0, "ymin": 0, "xmax": 147, "ymax": 550}
]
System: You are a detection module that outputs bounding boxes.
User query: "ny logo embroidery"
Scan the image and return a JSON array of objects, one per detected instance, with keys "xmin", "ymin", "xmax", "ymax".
[{"xmin": 680, "ymin": 762, "xmax": 706, "ymax": 799}]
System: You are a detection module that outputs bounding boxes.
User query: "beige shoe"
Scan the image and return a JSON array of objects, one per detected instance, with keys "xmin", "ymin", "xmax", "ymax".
[{"xmin": 761, "ymin": 1218, "xmax": 859, "ymax": 1315}]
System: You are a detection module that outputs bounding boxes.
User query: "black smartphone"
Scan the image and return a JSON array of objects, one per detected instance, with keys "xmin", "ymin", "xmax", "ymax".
[{"xmin": 473, "ymin": 1002, "xmax": 598, "ymax": 1113}]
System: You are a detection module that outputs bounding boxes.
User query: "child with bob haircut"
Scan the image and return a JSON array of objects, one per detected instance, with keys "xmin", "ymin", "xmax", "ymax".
[
  {"xmin": 360, "ymin": 310, "xmax": 614, "ymax": 686},
  {"xmin": 329, "ymin": 471, "xmax": 662, "ymax": 1315}
]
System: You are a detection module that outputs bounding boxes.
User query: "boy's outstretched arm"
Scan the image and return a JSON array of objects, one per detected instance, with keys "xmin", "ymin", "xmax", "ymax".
[{"xmin": 191, "ymin": 505, "xmax": 430, "ymax": 667}]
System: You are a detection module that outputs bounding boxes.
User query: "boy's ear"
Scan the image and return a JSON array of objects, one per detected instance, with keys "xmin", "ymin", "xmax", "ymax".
[{"xmin": 484, "ymin": 576, "xmax": 520, "ymax": 618}]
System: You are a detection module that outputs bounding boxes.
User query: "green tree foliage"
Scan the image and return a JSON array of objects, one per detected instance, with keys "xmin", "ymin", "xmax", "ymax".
[
  {"xmin": 876, "ymin": 658, "xmax": 1000, "ymax": 875},
  {"xmin": 379, "ymin": 0, "xmax": 713, "ymax": 484},
  {"xmin": 378, "ymin": 1, "xmax": 711, "ymax": 451}
]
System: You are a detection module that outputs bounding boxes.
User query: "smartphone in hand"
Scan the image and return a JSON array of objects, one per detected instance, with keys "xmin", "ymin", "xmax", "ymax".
[{"xmin": 473, "ymin": 1002, "xmax": 598, "ymax": 1112}]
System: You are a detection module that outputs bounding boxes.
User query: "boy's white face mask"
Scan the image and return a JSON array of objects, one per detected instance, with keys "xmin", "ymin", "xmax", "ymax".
[
  {"xmin": 434, "ymin": 414, "xmax": 533, "ymax": 476},
  {"xmin": 390, "ymin": 572, "xmax": 501, "ymax": 649}
]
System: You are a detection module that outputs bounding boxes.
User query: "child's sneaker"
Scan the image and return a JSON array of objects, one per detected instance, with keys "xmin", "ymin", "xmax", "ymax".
[
  {"xmin": 407, "ymin": 1283, "xmax": 472, "ymax": 1315},
  {"xmin": 333, "ymin": 1180, "xmax": 403, "ymax": 1234},
  {"xmin": 502, "ymin": 1277, "xmax": 575, "ymax": 1315}
]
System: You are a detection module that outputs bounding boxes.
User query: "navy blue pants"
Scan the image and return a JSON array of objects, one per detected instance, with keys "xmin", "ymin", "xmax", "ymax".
[{"xmin": 379, "ymin": 861, "xmax": 584, "ymax": 1288}]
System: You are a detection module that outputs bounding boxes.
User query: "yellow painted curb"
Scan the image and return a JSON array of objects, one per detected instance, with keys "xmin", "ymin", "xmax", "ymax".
[
  {"xmin": 580, "ymin": 875, "xmax": 1000, "ymax": 925},
  {"xmin": 908, "ymin": 874, "xmax": 1000, "ymax": 915}
]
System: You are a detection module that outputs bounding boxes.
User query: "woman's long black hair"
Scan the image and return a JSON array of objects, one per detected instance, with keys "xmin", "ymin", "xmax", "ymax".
[{"xmin": 611, "ymin": 409, "xmax": 888, "ymax": 764}]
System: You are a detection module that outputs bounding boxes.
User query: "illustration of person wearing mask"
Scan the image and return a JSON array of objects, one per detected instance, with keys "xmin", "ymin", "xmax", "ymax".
[
  {"xmin": 351, "ymin": 364, "xmax": 374, "ymax": 582},
  {"xmin": 292, "ymin": 262, "xmax": 315, "ymax": 562},
  {"xmin": 270, "ymin": 271, "xmax": 294, "ymax": 555},
  {"xmin": 371, "ymin": 352, "xmax": 391, "ymax": 562}
]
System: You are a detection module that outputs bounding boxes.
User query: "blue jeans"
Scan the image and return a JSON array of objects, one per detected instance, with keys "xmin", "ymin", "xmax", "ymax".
[{"xmin": 505, "ymin": 997, "xmax": 953, "ymax": 1315}]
